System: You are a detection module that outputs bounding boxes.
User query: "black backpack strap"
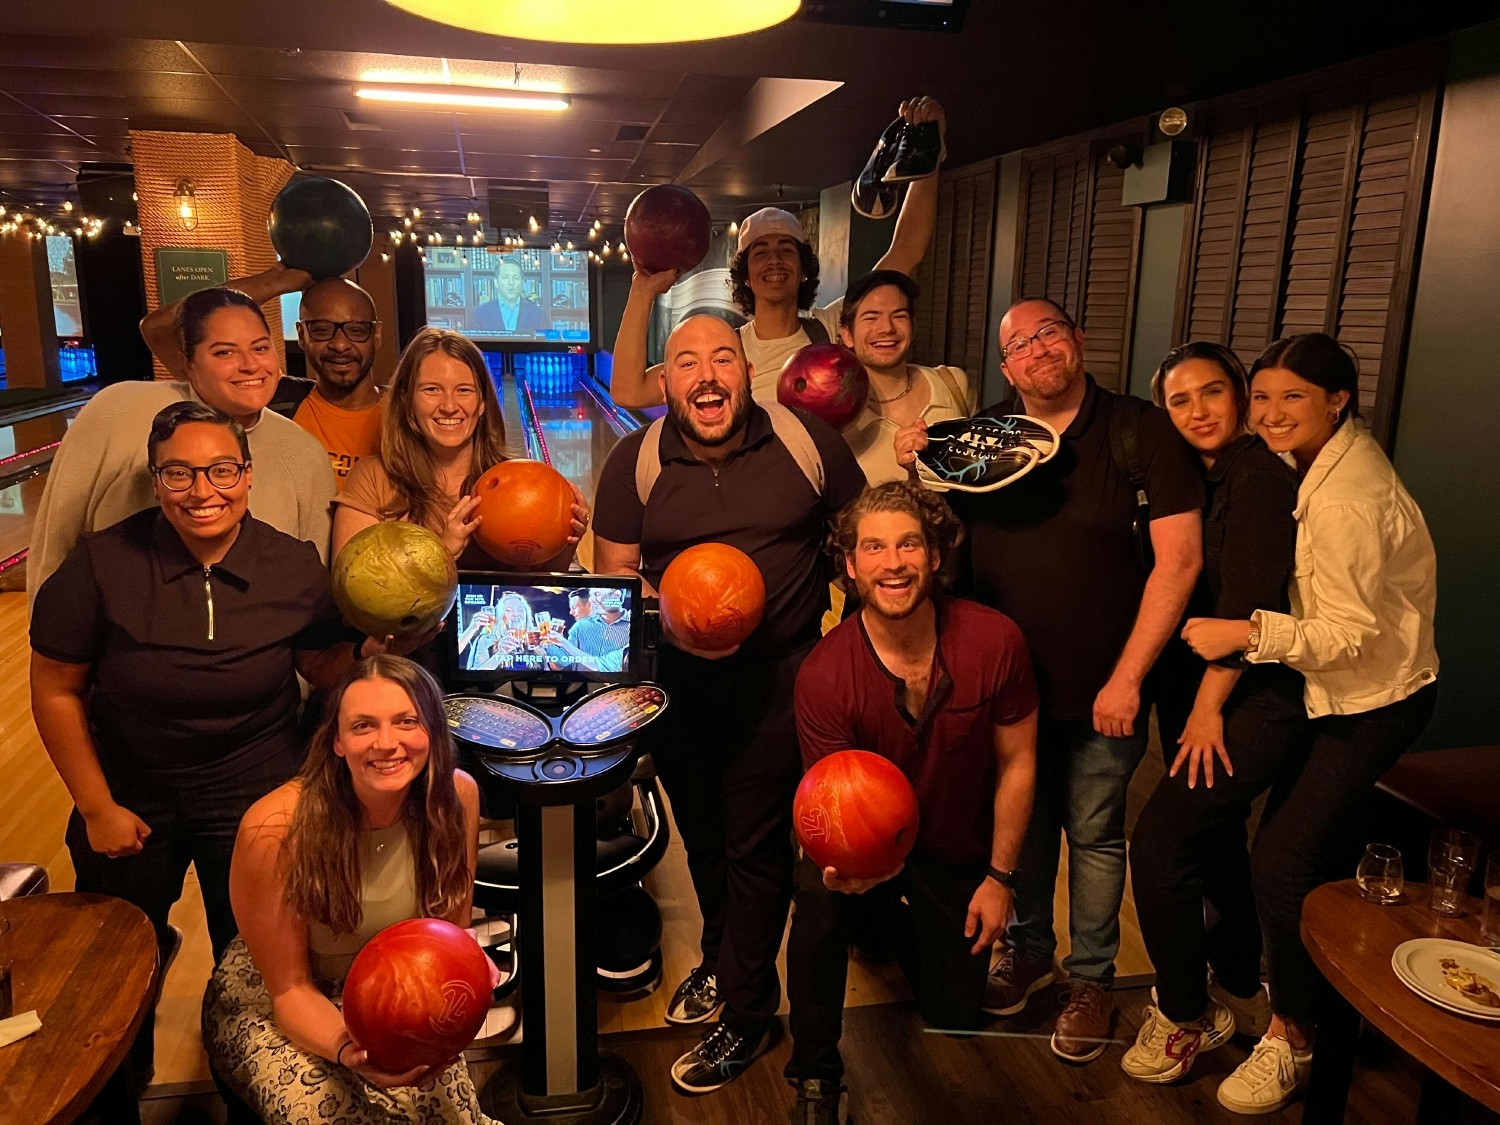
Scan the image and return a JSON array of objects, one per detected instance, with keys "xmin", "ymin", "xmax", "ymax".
[
  {"xmin": 1108, "ymin": 395, "xmax": 1153, "ymax": 569},
  {"xmin": 799, "ymin": 315, "xmax": 830, "ymax": 345}
]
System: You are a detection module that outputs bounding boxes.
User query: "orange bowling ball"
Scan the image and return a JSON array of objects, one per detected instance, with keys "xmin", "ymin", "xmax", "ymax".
[
  {"xmin": 471, "ymin": 459, "xmax": 575, "ymax": 568},
  {"xmin": 658, "ymin": 542, "xmax": 766, "ymax": 652}
]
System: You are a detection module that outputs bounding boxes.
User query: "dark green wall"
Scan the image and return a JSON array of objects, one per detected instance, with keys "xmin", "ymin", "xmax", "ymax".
[
  {"xmin": 1391, "ymin": 19, "xmax": 1500, "ymax": 749},
  {"xmin": 1127, "ymin": 202, "xmax": 1188, "ymax": 400}
]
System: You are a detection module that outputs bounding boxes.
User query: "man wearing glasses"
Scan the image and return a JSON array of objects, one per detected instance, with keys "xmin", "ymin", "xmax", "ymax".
[
  {"xmin": 894, "ymin": 298, "xmax": 1204, "ymax": 1064},
  {"xmin": 290, "ymin": 278, "xmax": 386, "ymax": 486}
]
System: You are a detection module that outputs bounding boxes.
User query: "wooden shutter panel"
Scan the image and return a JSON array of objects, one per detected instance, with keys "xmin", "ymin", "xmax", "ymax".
[
  {"xmin": 908, "ymin": 159, "xmax": 997, "ymax": 373},
  {"xmin": 1080, "ymin": 149, "xmax": 1142, "ymax": 391}
]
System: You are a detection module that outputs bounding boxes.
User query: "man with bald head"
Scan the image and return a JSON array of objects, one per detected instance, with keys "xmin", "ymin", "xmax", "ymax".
[
  {"xmin": 895, "ymin": 296, "xmax": 1204, "ymax": 1063},
  {"xmin": 593, "ymin": 314, "xmax": 866, "ymax": 1096},
  {"xmin": 290, "ymin": 277, "xmax": 386, "ymax": 484}
]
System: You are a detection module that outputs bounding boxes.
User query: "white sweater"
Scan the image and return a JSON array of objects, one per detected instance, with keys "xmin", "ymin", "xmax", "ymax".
[
  {"xmin": 27, "ymin": 381, "xmax": 335, "ymax": 613},
  {"xmin": 1248, "ymin": 419, "xmax": 1439, "ymax": 718}
]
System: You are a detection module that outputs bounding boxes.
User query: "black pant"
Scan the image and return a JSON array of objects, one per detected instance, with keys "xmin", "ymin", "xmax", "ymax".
[
  {"xmin": 1132, "ymin": 670, "xmax": 1307, "ymax": 1023},
  {"xmin": 648, "ymin": 641, "xmax": 812, "ymax": 1030},
  {"xmin": 785, "ymin": 853, "xmax": 990, "ymax": 1082},
  {"xmin": 67, "ymin": 748, "xmax": 300, "ymax": 1070},
  {"xmin": 1251, "ymin": 682, "xmax": 1437, "ymax": 1025}
]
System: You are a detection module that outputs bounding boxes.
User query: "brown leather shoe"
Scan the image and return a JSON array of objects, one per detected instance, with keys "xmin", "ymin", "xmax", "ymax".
[
  {"xmin": 982, "ymin": 948, "xmax": 1056, "ymax": 1016},
  {"xmin": 1051, "ymin": 981, "xmax": 1112, "ymax": 1063}
]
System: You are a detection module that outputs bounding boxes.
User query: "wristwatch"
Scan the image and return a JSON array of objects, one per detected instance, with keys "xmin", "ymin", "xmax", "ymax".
[
  {"xmin": 986, "ymin": 865, "xmax": 1018, "ymax": 887},
  {"xmin": 1246, "ymin": 618, "xmax": 1261, "ymax": 653}
]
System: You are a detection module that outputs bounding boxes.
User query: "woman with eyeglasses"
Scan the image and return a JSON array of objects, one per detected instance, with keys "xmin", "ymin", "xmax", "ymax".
[
  {"xmin": 29, "ymin": 402, "xmax": 429, "ymax": 998},
  {"xmin": 1120, "ymin": 343, "xmax": 1306, "ymax": 1093},
  {"xmin": 1179, "ymin": 333, "xmax": 1438, "ymax": 1114},
  {"xmin": 332, "ymin": 326, "xmax": 588, "ymax": 569}
]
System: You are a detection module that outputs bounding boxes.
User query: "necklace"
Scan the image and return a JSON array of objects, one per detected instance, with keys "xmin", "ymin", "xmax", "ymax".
[{"xmin": 869, "ymin": 368, "xmax": 914, "ymax": 406}]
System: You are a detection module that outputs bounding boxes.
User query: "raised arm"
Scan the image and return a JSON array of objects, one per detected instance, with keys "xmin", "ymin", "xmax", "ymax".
[
  {"xmin": 607, "ymin": 269, "xmax": 677, "ymax": 409},
  {"xmin": 872, "ymin": 97, "xmax": 946, "ymax": 277},
  {"xmin": 141, "ymin": 263, "xmax": 312, "ymax": 378}
]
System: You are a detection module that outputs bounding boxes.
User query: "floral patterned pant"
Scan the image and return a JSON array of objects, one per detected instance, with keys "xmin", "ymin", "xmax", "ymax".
[{"xmin": 202, "ymin": 936, "xmax": 498, "ymax": 1124}]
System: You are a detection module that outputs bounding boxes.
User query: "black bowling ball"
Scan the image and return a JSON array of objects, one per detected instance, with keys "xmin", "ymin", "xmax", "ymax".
[
  {"xmin": 268, "ymin": 176, "xmax": 373, "ymax": 280},
  {"xmin": 596, "ymin": 885, "xmax": 662, "ymax": 973}
]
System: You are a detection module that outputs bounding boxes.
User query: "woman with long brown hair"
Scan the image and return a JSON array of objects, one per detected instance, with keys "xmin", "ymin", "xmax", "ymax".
[
  {"xmin": 333, "ymin": 326, "xmax": 587, "ymax": 567},
  {"xmin": 204, "ymin": 655, "xmax": 496, "ymax": 1123}
]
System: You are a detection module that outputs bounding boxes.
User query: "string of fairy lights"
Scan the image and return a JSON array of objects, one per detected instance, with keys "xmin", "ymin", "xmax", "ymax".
[
  {"xmin": 387, "ymin": 205, "xmax": 633, "ymax": 268},
  {"xmin": 0, "ymin": 199, "xmax": 105, "ymax": 240}
]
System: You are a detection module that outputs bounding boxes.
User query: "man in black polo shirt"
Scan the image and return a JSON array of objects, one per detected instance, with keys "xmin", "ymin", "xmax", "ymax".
[
  {"xmin": 895, "ymin": 297, "xmax": 1203, "ymax": 1063},
  {"xmin": 593, "ymin": 314, "xmax": 866, "ymax": 1095}
]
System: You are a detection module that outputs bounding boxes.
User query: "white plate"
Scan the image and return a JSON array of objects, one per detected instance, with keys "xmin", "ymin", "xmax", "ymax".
[{"xmin": 1390, "ymin": 939, "xmax": 1500, "ymax": 1021}]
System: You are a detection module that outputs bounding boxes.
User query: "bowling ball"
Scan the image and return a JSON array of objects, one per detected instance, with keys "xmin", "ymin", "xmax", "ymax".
[
  {"xmin": 342, "ymin": 917, "xmax": 492, "ymax": 1072},
  {"xmin": 471, "ymin": 459, "xmax": 575, "ymax": 568},
  {"xmin": 624, "ymin": 185, "xmax": 711, "ymax": 276},
  {"xmin": 333, "ymin": 521, "xmax": 458, "ymax": 638},
  {"xmin": 793, "ymin": 750, "xmax": 920, "ymax": 880},
  {"xmin": 268, "ymin": 176, "xmax": 373, "ymax": 280},
  {"xmin": 658, "ymin": 542, "xmax": 766, "ymax": 653},
  {"xmin": 777, "ymin": 343, "xmax": 869, "ymax": 430},
  {"xmin": 597, "ymin": 885, "xmax": 663, "ymax": 974}
]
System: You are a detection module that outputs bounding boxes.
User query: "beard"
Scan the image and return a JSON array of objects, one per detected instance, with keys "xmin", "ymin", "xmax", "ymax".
[
  {"xmin": 853, "ymin": 338, "xmax": 911, "ymax": 376},
  {"xmin": 667, "ymin": 379, "xmax": 752, "ymax": 447},
  {"xmin": 855, "ymin": 564, "xmax": 933, "ymax": 622}
]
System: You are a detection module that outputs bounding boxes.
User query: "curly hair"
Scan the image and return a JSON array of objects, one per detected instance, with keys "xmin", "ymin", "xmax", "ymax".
[
  {"xmin": 728, "ymin": 241, "xmax": 821, "ymax": 317},
  {"xmin": 827, "ymin": 480, "xmax": 965, "ymax": 594}
]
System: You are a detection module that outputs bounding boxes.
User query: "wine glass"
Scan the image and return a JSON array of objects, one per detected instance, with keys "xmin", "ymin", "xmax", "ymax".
[
  {"xmin": 1428, "ymin": 828, "xmax": 1480, "ymax": 916},
  {"xmin": 1357, "ymin": 843, "xmax": 1404, "ymax": 904}
]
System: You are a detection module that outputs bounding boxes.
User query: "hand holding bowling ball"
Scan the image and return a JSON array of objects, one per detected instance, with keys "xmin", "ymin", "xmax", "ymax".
[
  {"xmin": 624, "ymin": 185, "xmax": 712, "ymax": 277},
  {"xmin": 658, "ymin": 542, "xmax": 766, "ymax": 657},
  {"xmin": 630, "ymin": 263, "xmax": 681, "ymax": 302},
  {"xmin": 793, "ymin": 750, "xmax": 920, "ymax": 881},
  {"xmin": 439, "ymin": 494, "xmax": 484, "ymax": 559},
  {"xmin": 268, "ymin": 176, "xmax": 374, "ymax": 280},
  {"xmin": 333, "ymin": 522, "xmax": 459, "ymax": 640},
  {"xmin": 341, "ymin": 917, "xmax": 493, "ymax": 1074},
  {"xmin": 778, "ymin": 343, "xmax": 869, "ymax": 431}
]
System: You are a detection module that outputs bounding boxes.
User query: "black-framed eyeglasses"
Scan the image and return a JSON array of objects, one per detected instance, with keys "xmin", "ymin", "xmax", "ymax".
[
  {"xmin": 301, "ymin": 319, "xmax": 378, "ymax": 343},
  {"xmin": 152, "ymin": 463, "xmax": 249, "ymax": 491},
  {"xmin": 1001, "ymin": 320, "xmax": 1073, "ymax": 361}
]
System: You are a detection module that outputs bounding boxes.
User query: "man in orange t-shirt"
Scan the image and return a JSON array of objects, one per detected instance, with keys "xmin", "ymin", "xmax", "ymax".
[{"xmin": 288, "ymin": 278, "xmax": 386, "ymax": 487}]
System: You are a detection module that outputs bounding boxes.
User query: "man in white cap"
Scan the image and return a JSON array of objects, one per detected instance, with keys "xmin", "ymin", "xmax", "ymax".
[{"xmin": 607, "ymin": 96, "xmax": 945, "ymax": 409}]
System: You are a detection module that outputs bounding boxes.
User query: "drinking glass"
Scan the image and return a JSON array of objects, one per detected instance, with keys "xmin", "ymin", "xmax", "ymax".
[
  {"xmin": 0, "ymin": 912, "xmax": 12, "ymax": 1020},
  {"xmin": 1357, "ymin": 843, "xmax": 1404, "ymax": 904},
  {"xmin": 1481, "ymin": 852, "xmax": 1500, "ymax": 947},
  {"xmin": 1428, "ymin": 827, "xmax": 1480, "ymax": 916}
]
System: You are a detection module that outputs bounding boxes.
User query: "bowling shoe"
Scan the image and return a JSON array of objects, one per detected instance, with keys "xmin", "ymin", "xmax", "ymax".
[
  {"xmin": 851, "ymin": 119, "xmax": 903, "ymax": 220},
  {"xmin": 670, "ymin": 1021, "xmax": 772, "ymax": 1094},
  {"xmin": 789, "ymin": 1078, "xmax": 850, "ymax": 1124},
  {"xmin": 665, "ymin": 964, "xmax": 723, "ymax": 1025},
  {"xmin": 882, "ymin": 119, "xmax": 947, "ymax": 184}
]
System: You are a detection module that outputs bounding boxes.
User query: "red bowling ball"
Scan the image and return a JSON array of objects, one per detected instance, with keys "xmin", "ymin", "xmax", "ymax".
[
  {"xmin": 793, "ymin": 750, "xmax": 920, "ymax": 880},
  {"xmin": 341, "ymin": 918, "xmax": 492, "ymax": 1072},
  {"xmin": 624, "ymin": 185, "xmax": 712, "ymax": 276},
  {"xmin": 777, "ymin": 343, "xmax": 869, "ymax": 430}
]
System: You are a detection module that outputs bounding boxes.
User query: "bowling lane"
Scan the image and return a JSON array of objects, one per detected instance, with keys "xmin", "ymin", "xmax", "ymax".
[{"xmin": 0, "ymin": 405, "xmax": 77, "ymax": 575}]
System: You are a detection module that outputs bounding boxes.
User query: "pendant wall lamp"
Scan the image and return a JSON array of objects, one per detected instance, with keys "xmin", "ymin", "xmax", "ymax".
[
  {"xmin": 383, "ymin": 0, "xmax": 800, "ymax": 44},
  {"xmin": 354, "ymin": 84, "xmax": 570, "ymax": 111}
]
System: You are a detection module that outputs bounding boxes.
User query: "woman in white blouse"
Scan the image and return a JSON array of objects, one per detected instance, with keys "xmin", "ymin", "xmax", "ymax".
[{"xmin": 1180, "ymin": 332, "xmax": 1437, "ymax": 1116}]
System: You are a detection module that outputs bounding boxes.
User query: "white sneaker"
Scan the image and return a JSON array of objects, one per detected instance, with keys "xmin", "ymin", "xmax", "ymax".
[
  {"xmin": 1217, "ymin": 1033, "xmax": 1312, "ymax": 1114},
  {"xmin": 1211, "ymin": 979, "xmax": 1272, "ymax": 1041},
  {"xmin": 1121, "ymin": 1001, "xmax": 1235, "ymax": 1083}
]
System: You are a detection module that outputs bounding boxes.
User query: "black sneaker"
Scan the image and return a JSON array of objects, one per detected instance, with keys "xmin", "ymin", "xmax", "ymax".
[
  {"xmin": 665, "ymin": 964, "xmax": 722, "ymax": 1025},
  {"xmin": 852, "ymin": 119, "xmax": 902, "ymax": 219},
  {"xmin": 670, "ymin": 1023, "xmax": 770, "ymax": 1094},
  {"xmin": 789, "ymin": 1078, "xmax": 851, "ymax": 1124},
  {"xmin": 882, "ymin": 119, "xmax": 947, "ymax": 183}
]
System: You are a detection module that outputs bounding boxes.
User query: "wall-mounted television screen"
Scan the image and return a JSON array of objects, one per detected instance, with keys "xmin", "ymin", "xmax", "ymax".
[{"xmin": 425, "ymin": 247, "xmax": 591, "ymax": 344}]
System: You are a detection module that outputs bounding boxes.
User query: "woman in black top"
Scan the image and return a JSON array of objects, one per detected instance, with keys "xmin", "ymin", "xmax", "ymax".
[{"xmin": 1121, "ymin": 344, "xmax": 1306, "ymax": 1090}]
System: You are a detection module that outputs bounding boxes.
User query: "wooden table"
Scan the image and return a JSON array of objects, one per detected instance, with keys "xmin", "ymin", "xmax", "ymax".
[
  {"xmin": 1301, "ymin": 879, "xmax": 1500, "ymax": 1123},
  {"xmin": 0, "ymin": 893, "xmax": 157, "ymax": 1124}
]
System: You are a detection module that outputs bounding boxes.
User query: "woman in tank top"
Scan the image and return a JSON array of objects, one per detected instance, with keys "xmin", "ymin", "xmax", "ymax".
[
  {"xmin": 332, "ymin": 326, "xmax": 588, "ymax": 569},
  {"xmin": 204, "ymin": 655, "xmax": 497, "ymax": 1124}
]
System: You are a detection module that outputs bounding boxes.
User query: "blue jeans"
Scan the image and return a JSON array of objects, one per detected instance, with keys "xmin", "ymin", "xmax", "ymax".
[{"xmin": 1005, "ymin": 718, "xmax": 1146, "ymax": 986}]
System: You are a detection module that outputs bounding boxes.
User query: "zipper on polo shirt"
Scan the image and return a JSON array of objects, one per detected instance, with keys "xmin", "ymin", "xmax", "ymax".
[{"xmin": 202, "ymin": 565, "xmax": 216, "ymax": 641}]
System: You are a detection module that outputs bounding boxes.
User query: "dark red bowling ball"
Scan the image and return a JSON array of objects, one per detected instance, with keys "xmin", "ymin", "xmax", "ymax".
[
  {"xmin": 777, "ymin": 343, "xmax": 869, "ymax": 430},
  {"xmin": 793, "ymin": 750, "xmax": 920, "ymax": 880},
  {"xmin": 341, "ymin": 918, "xmax": 492, "ymax": 1072},
  {"xmin": 624, "ymin": 185, "xmax": 712, "ymax": 276}
]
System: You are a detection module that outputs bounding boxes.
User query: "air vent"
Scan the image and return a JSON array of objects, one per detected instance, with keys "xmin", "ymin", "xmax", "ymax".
[
  {"xmin": 614, "ymin": 123, "xmax": 650, "ymax": 142},
  {"xmin": 341, "ymin": 110, "xmax": 384, "ymax": 132}
]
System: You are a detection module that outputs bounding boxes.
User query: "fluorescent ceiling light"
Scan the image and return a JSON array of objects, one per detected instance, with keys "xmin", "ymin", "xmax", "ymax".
[
  {"xmin": 383, "ymin": 0, "xmax": 800, "ymax": 44},
  {"xmin": 355, "ymin": 84, "xmax": 570, "ymax": 111}
]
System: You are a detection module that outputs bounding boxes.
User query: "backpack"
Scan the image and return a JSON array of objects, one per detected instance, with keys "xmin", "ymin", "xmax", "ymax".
[
  {"xmin": 634, "ymin": 400, "xmax": 825, "ymax": 505},
  {"xmin": 1107, "ymin": 394, "xmax": 1154, "ymax": 571}
]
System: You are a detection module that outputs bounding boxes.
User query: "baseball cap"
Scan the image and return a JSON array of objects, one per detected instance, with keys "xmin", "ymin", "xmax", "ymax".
[{"xmin": 737, "ymin": 207, "xmax": 807, "ymax": 255}]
